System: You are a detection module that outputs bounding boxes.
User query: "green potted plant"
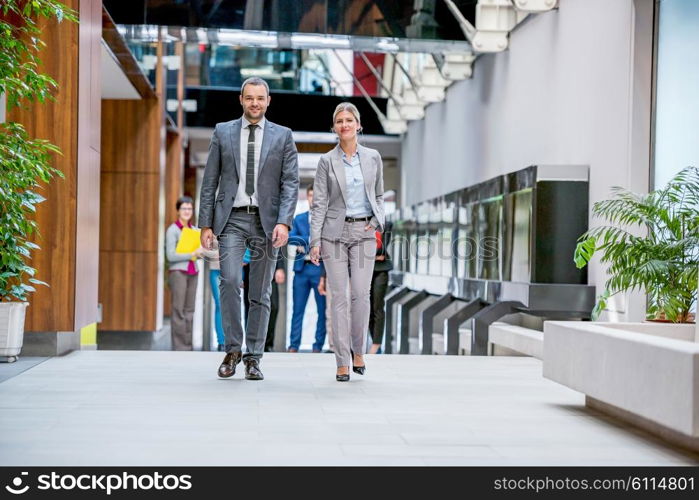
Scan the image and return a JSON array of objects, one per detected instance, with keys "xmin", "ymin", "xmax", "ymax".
[
  {"xmin": 574, "ymin": 166, "xmax": 699, "ymax": 323},
  {"xmin": 0, "ymin": 0, "xmax": 76, "ymax": 361}
]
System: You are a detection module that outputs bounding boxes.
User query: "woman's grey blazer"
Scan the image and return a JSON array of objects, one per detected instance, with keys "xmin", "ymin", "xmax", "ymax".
[{"xmin": 310, "ymin": 144, "xmax": 385, "ymax": 247}]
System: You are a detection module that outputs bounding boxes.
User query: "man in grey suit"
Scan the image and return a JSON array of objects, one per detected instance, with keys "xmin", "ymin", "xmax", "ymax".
[{"xmin": 199, "ymin": 77, "xmax": 299, "ymax": 380}]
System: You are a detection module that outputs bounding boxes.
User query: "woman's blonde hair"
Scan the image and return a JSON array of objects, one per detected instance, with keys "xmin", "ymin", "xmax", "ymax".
[{"xmin": 332, "ymin": 102, "xmax": 361, "ymax": 131}]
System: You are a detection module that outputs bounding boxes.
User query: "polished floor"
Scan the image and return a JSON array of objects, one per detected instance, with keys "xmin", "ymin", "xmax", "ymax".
[{"xmin": 0, "ymin": 351, "xmax": 697, "ymax": 466}]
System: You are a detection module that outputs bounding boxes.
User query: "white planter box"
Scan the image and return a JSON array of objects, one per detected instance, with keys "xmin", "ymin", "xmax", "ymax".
[
  {"xmin": 543, "ymin": 321, "xmax": 698, "ymax": 450},
  {"xmin": 0, "ymin": 302, "xmax": 28, "ymax": 362}
]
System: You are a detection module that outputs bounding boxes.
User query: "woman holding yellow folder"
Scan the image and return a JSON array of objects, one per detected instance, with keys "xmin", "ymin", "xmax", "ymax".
[{"xmin": 165, "ymin": 196, "xmax": 203, "ymax": 350}]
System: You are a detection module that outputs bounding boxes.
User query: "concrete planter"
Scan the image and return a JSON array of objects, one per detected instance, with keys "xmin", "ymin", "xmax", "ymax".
[
  {"xmin": 0, "ymin": 302, "xmax": 28, "ymax": 362},
  {"xmin": 543, "ymin": 321, "xmax": 698, "ymax": 451}
]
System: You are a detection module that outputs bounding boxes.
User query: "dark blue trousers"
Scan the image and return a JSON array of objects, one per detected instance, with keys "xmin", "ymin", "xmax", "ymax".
[{"xmin": 288, "ymin": 262, "xmax": 327, "ymax": 351}]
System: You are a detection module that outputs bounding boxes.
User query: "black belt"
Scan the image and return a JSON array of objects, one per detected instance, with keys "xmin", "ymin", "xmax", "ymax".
[
  {"xmin": 345, "ymin": 216, "xmax": 371, "ymax": 223},
  {"xmin": 232, "ymin": 205, "xmax": 259, "ymax": 214}
]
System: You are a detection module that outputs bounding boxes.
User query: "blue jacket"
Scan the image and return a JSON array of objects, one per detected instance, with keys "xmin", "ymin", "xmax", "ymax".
[{"xmin": 288, "ymin": 212, "xmax": 324, "ymax": 273}]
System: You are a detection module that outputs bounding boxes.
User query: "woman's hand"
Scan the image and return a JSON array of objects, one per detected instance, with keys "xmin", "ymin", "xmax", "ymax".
[{"xmin": 309, "ymin": 246, "xmax": 321, "ymax": 265}]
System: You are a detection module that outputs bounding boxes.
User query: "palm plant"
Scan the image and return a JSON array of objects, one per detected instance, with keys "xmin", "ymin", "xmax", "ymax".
[
  {"xmin": 0, "ymin": 0, "xmax": 76, "ymax": 301},
  {"xmin": 574, "ymin": 166, "xmax": 699, "ymax": 323}
]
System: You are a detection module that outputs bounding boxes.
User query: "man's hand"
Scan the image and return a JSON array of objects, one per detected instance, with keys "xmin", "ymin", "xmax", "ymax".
[
  {"xmin": 309, "ymin": 246, "xmax": 321, "ymax": 265},
  {"xmin": 274, "ymin": 269, "xmax": 286, "ymax": 284},
  {"xmin": 201, "ymin": 227, "xmax": 214, "ymax": 250},
  {"xmin": 296, "ymin": 246, "xmax": 306, "ymax": 254},
  {"xmin": 272, "ymin": 224, "xmax": 288, "ymax": 248},
  {"xmin": 376, "ymin": 254, "xmax": 385, "ymax": 261},
  {"xmin": 318, "ymin": 276, "xmax": 326, "ymax": 296}
]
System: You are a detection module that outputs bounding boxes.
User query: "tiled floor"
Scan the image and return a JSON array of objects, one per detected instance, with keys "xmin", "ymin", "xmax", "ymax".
[{"xmin": 0, "ymin": 351, "xmax": 697, "ymax": 466}]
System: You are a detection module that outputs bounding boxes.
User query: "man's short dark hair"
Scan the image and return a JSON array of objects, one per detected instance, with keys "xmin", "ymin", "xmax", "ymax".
[
  {"xmin": 241, "ymin": 77, "xmax": 270, "ymax": 96},
  {"xmin": 176, "ymin": 196, "xmax": 194, "ymax": 210},
  {"xmin": 306, "ymin": 184, "xmax": 314, "ymax": 195}
]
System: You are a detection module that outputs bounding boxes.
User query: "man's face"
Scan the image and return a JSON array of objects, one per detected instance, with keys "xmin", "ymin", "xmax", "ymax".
[
  {"xmin": 239, "ymin": 83, "xmax": 270, "ymax": 123},
  {"xmin": 307, "ymin": 190, "xmax": 314, "ymax": 207}
]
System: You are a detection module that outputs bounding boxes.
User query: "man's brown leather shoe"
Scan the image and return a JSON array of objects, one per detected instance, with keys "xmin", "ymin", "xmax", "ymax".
[
  {"xmin": 218, "ymin": 351, "xmax": 242, "ymax": 378},
  {"xmin": 244, "ymin": 358, "xmax": 264, "ymax": 380}
]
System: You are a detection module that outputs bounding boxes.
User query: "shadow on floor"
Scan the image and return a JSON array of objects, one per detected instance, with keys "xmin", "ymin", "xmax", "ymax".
[
  {"xmin": 0, "ymin": 357, "xmax": 49, "ymax": 384},
  {"xmin": 550, "ymin": 402, "xmax": 699, "ymax": 462}
]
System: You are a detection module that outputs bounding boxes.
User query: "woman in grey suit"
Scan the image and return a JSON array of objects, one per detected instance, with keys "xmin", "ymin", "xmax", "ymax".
[{"xmin": 309, "ymin": 102, "xmax": 385, "ymax": 381}]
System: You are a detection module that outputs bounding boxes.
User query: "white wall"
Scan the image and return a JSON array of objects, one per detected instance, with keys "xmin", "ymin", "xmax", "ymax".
[{"xmin": 400, "ymin": 0, "xmax": 654, "ymax": 321}]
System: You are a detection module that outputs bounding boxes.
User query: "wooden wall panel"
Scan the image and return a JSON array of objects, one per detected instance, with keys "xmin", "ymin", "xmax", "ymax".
[
  {"xmin": 98, "ymin": 251, "xmax": 157, "ymax": 330},
  {"xmin": 165, "ymin": 131, "xmax": 183, "ymax": 227},
  {"xmin": 98, "ymin": 29, "xmax": 173, "ymax": 333},
  {"xmin": 99, "ymin": 171, "xmax": 160, "ymax": 252},
  {"xmin": 99, "ymin": 98, "xmax": 163, "ymax": 331},
  {"xmin": 100, "ymin": 100, "xmax": 161, "ymax": 173}
]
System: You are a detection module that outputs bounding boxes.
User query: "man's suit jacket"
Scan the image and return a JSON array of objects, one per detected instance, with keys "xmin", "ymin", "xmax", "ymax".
[
  {"xmin": 199, "ymin": 118, "xmax": 299, "ymax": 238},
  {"xmin": 310, "ymin": 144, "xmax": 385, "ymax": 247},
  {"xmin": 288, "ymin": 211, "xmax": 325, "ymax": 273}
]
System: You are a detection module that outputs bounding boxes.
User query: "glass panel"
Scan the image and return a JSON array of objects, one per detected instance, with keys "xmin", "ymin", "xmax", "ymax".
[
  {"xmin": 476, "ymin": 197, "xmax": 501, "ymax": 281},
  {"xmin": 180, "ymin": 43, "xmax": 393, "ymax": 96},
  {"xmin": 125, "ymin": 40, "xmax": 158, "ymax": 86},
  {"xmin": 409, "ymin": 231, "xmax": 418, "ymax": 274},
  {"xmin": 440, "ymin": 196, "xmax": 455, "ymax": 277},
  {"xmin": 501, "ymin": 189, "xmax": 531, "ymax": 282},
  {"xmin": 510, "ymin": 190, "xmax": 531, "ymax": 282},
  {"xmin": 428, "ymin": 199, "xmax": 442, "ymax": 276},
  {"xmin": 457, "ymin": 199, "xmax": 477, "ymax": 279},
  {"xmin": 106, "ymin": 0, "xmax": 474, "ymax": 42},
  {"xmin": 415, "ymin": 203, "xmax": 430, "ymax": 275},
  {"xmin": 653, "ymin": 0, "xmax": 699, "ymax": 189}
]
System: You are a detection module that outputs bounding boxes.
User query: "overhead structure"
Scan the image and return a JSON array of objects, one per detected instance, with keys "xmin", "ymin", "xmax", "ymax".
[
  {"xmin": 115, "ymin": 0, "xmax": 559, "ymax": 136},
  {"xmin": 374, "ymin": 0, "xmax": 558, "ymax": 134}
]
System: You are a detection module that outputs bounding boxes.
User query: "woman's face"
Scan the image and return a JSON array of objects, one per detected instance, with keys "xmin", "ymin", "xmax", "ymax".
[
  {"xmin": 178, "ymin": 203, "xmax": 193, "ymax": 223},
  {"xmin": 334, "ymin": 110, "xmax": 360, "ymax": 142}
]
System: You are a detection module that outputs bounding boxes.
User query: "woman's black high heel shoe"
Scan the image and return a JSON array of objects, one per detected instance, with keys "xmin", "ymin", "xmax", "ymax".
[
  {"xmin": 336, "ymin": 373, "xmax": 350, "ymax": 382},
  {"xmin": 351, "ymin": 351, "xmax": 366, "ymax": 375}
]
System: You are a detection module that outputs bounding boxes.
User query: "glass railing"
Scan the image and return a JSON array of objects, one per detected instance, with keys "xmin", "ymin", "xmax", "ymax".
[
  {"xmin": 125, "ymin": 39, "xmax": 394, "ymax": 97},
  {"xmin": 104, "ymin": 0, "xmax": 476, "ymax": 43}
]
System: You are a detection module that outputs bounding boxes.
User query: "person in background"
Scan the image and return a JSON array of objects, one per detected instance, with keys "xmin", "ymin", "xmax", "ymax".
[
  {"xmin": 200, "ymin": 238, "xmax": 225, "ymax": 351},
  {"xmin": 244, "ymin": 247, "xmax": 287, "ymax": 352},
  {"xmin": 368, "ymin": 221, "xmax": 393, "ymax": 354},
  {"xmin": 287, "ymin": 184, "xmax": 327, "ymax": 353},
  {"xmin": 165, "ymin": 196, "xmax": 203, "ymax": 351}
]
